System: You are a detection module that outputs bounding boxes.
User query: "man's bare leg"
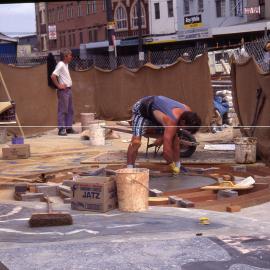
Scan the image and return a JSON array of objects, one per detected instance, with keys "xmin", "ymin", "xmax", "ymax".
[{"xmin": 127, "ymin": 136, "xmax": 142, "ymax": 166}]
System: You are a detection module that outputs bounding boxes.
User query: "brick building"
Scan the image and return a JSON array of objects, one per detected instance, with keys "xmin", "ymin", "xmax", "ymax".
[{"xmin": 35, "ymin": 1, "xmax": 149, "ymax": 53}]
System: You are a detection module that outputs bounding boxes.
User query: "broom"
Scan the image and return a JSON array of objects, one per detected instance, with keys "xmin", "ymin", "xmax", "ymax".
[{"xmin": 29, "ymin": 196, "xmax": 73, "ymax": 227}]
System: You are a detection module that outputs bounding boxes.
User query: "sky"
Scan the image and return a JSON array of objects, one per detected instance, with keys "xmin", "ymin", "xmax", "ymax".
[{"xmin": 0, "ymin": 3, "xmax": 36, "ymax": 37}]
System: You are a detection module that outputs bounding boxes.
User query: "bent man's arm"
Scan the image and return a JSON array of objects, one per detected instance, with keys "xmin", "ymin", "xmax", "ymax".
[
  {"xmin": 162, "ymin": 126, "xmax": 177, "ymax": 163},
  {"xmin": 51, "ymin": 74, "xmax": 66, "ymax": 90}
]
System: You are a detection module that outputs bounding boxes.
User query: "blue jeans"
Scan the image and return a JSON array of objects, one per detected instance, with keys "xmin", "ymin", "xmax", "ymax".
[{"xmin": 57, "ymin": 87, "xmax": 74, "ymax": 130}]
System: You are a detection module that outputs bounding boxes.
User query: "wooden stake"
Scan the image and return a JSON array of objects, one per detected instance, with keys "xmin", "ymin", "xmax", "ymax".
[{"xmin": 0, "ymin": 69, "xmax": 25, "ymax": 137}]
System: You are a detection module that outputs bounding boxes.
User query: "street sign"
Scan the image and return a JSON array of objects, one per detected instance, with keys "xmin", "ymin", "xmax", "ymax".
[
  {"xmin": 48, "ymin": 25, "xmax": 57, "ymax": 40},
  {"xmin": 244, "ymin": 6, "xmax": 260, "ymax": 15},
  {"xmin": 184, "ymin": 15, "xmax": 203, "ymax": 29},
  {"xmin": 178, "ymin": 27, "xmax": 211, "ymax": 41}
]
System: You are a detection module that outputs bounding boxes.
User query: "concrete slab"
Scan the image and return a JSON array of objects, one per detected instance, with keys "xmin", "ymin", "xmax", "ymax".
[{"xmin": 0, "ymin": 201, "xmax": 270, "ymax": 269}]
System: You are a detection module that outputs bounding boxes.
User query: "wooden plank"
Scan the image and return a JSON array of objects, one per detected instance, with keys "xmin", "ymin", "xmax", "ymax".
[
  {"xmin": 0, "ymin": 175, "xmax": 34, "ymax": 183},
  {"xmin": 0, "ymin": 101, "xmax": 12, "ymax": 114},
  {"xmin": 149, "ymin": 197, "xmax": 169, "ymax": 206}
]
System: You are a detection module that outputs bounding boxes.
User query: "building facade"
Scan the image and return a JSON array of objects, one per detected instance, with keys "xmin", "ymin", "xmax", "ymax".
[
  {"xmin": 113, "ymin": 0, "xmax": 149, "ymax": 39},
  {"xmin": 35, "ymin": 1, "xmax": 149, "ymax": 52},
  {"xmin": 146, "ymin": 0, "xmax": 270, "ymax": 46},
  {"xmin": 35, "ymin": 2, "xmax": 49, "ymax": 52}
]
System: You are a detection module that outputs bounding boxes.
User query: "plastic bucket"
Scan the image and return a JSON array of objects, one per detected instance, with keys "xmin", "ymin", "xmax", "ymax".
[
  {"xmin": 88, "ymin": 120, "xmax": 105, "ymax": 146},
  {"xmin": 235, "ymin": 137, "xmax": 257, "ymax": 164},
  {"xmin": 81, "ymin": 113, "xmax": 95, "ymax": 131},
  {"xmin": 115, "ymin": 168, "xmax": 149, "ymax": 212},
  {"xmin": 0, "ymin": 128, "xmax": 7, "ymax": 144},
  {"xmin": 12, "ymin": 136, "xmax": 24, "ymax": 144}
]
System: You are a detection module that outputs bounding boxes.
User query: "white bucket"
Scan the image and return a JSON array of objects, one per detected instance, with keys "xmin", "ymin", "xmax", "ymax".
[
  {"xmin": 88, "ymin": 120, "xmax": 105, "ymax": 146},
  {"xmin": 235, "ymin": 137, "xmax": 257, "ymax": 164},
  {"xmin": 80, "ymin": 113, "xmax": 96, "ymax": 131},
  {"xmin": 0, "ymin": 127, "xmax": 7, "ymax": 144}
]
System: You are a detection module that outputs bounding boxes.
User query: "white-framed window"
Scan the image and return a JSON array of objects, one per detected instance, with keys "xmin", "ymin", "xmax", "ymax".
[
  {"xmin": 198, "ymin": 0, "xmax": 204, "ymax": 12},
  {"xmin": 114, "ymin": 3, "xmax": 128, "ymax": 30},
  {"xmin": 184, "ymin": 0, "xmax": 190, "ymax": 15},
  {"xmin": 67, "ymin": 4, "xmax": 73, "ymax": 18},
  {"xmin": 216, "ymin": 0, "xmax": 226, "ymax": 17},
  {"xmin": 130, "ymin": 0, "xmax": 146, "ymax": 29},
  {"xmin": 167, "ymin": 0, "xmax": 174, "ymax": 17},
  {"xmin": 77, "ymin": 2, "xmax": 82, "ymax": 16},
  {"xmin": 86, "ymin": 1, "xmax": 91, "ymax": 15},
  {"xmin": 57, "ymin": 6, "xmax": 64, "ymax": 21},
  {"xmin": 91, "ymin": 0, "xmax": 97, "ymax": 14},
  {"xmin": 230, "ymin": 0, "xmax": 243, "ymax": 16}
]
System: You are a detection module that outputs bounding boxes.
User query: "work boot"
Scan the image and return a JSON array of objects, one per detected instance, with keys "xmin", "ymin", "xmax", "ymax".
[
  {"xmin": 66, "ymin": 128, "xmax": 76, "ymax": 134},
  {"xmin": 58, "ymin": 128, "xmax": 67, "ymax": 136}
]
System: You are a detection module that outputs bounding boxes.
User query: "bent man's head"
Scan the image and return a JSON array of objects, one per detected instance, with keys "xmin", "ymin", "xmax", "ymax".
[{"xmin": 178, "ymin": 111, "xmax": 201, "ymax": 134}]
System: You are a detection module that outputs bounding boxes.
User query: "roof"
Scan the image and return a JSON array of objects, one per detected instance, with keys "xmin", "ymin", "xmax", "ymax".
[
  {"xmin": 0, "ymin": 32, "xmax": 18, "ymax": 43},
  {"xmin": 211, "ymin": 20, "xmax": 270, "ymax": 36}
]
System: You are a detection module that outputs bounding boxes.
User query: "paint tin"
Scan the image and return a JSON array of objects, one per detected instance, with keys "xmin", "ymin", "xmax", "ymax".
[{"xmin": 234, "ymin": 137, "xmax": 257, "ymax": 164}]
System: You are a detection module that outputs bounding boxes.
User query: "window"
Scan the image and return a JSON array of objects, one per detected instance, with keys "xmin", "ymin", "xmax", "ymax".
[
  {"xmin": 72, "ymin": 31, "xmax": 76, "ymax": 46},
  {"xmin": 49, "ymin": 9, "xmax": 55, "ymax": 23},
  {"xmin": 103, "ymin": 0, "xmax": 106, "ymax": 11},
  {"xmin": 154, "ymin": 3, "xmax": 160, "ymax": 19},
  {"xmin": 67, "ymin": 5, "xmax": 71, "ymax": 18},
  {"xmin": 230, "ymin": 0, "xmax": 243, "ymax": 16},
  {"xmin": 63, "ymin": 32, "xmax": 66, "ymax": 47},
  {"xmin": 68, "ymin": 31, "xmax": 72, "ymax": 47},
  {"xmin": 198, "ymin": 0, "xmax": 204, "ymax": 12},
  {"xmin": 89, "ymin": 29, "xmax": 93, "ymax": 42},
  {"xmin": 57, "ymin": 6, "xmax": 64, "ymax": 21},
  {"xmin": 79, "ymin": 31, "xmax": 83, "ymax": 43},
  {"xmin": 216, "ymin": 0, "xmax": 226, "ymax": 17},
  {"xmin": 93, "ymin": 29, "xmax": 98, "ymax": 42},
  {"xmin": 86, "ymin": 1, "xmax": 91, "ymax": 15},
  {"xmin": 77, "ymin": 2, "xmax": 82, "ymax": 16},
  {"xmin": 184, "ymin": 0, "xmax": 190, "ymax": 15},
  {"xmin": 67, "ymin": 4, "xmax": 74, "ymax": 18},
  {"xmin": 167, "ymin": 0, "xmax": 174, "ymax": 17},
  {"xmin": 105, "ymin": 27, "xmax": 108, "ymax": 40},
  {"xmin": 131, "ymin": 1, "xmax": 146, "ymax": 28},
  {"xmin": 115, "ymin": 4, "xmax": 128, "ymax": 30},
  {"xmin": 91, "ymin": 0, "xmax": 97, "ymax": 13},
  {"xmin": 88, "ymin": 29, "xmax": 98, "ymax": 42}
]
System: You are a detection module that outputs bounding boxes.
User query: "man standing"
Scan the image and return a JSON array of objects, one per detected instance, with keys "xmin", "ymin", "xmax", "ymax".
[
  {"xmin": 51, "ymin": 48, "xmax": 74, "ymax": 136},
  {"xmin": 127, "ymin": 96, "xmax": 201, "ymax": 174}
]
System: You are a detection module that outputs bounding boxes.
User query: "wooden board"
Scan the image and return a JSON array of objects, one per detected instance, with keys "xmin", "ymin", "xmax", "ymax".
[
  {"xmin": 0, "ymin": 101, "xmax": 12, "ymax": 114},
  {"xmin": 201, "ymin": 185, "xmax": 254, "ymax": 190}
]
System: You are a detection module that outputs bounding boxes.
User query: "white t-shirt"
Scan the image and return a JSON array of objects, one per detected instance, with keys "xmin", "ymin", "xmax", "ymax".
[{"xmin": 52, "ymin": 61, "xmax": 72, "ymax": 87}]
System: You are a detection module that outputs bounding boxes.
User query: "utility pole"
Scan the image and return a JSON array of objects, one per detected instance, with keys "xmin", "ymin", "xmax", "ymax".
[
  {"xmin": 106, "ymin": 0, "xmax": 117, "ymax": 69},
  {"xmin": 137, "ymin": 0, "xmax": 144, "ymax": 65}
]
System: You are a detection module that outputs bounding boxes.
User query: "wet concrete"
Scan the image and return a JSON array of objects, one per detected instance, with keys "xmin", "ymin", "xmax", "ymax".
[{"xmin": 149, "ymin": 175, "xmax": 216, "ymax": 192}]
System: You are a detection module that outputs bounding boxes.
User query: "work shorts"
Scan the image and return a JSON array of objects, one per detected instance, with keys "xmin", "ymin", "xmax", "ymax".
[{"xmin": 131, "ymin": 99, "xmax": 163, "ymax": 137}]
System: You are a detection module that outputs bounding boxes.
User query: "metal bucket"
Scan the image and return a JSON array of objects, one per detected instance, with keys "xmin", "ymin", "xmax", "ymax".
[
  {"xmin": 115, "ymin": 168, "xmax": 149, "ymax": 212},
  {"xmin": 235, "ymin": 137, "xmax": 257, "ymax": 164}
]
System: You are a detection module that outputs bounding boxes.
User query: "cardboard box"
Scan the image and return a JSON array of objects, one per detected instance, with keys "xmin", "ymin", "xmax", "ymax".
[
  {"xmin": 2, "ymin": 144, "xmax": 30, "ymax": 160},
  {"xmin": 71, "ymin": 176, "xmax": 117, "ymax": 213}
]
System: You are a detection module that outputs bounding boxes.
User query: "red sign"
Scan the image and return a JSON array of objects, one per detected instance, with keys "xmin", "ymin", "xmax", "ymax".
[{"xmin": 48, "ymin": 25, "xmax": 57, "ymax": 40}]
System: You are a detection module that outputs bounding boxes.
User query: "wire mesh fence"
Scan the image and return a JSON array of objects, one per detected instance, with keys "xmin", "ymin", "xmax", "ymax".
[
  {"xmin": 0, "ymin": 37, "xmax": 269, "ymax": 71},
  {"xmin": 244, "ymin": 35, "xmax": 270, "ymax": 72}
]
